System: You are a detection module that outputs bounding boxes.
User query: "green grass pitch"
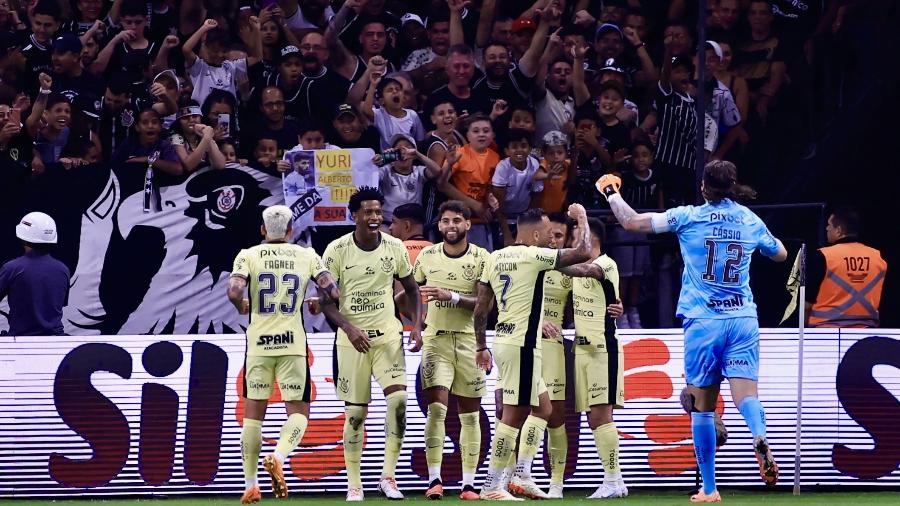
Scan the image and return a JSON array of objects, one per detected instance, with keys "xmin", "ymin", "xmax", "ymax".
[{"xmin": 5, "ymin": 491, "xmax": 900, "ymax": 505}]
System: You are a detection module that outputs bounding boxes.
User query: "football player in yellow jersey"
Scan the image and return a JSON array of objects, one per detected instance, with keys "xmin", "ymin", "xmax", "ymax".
[
  {"xmin": 414, "ymin": 201, "xmax": 488, "ymax": 501},
  {"xmin": 560, "ymin": 218, "xmax": 629, "ymax": 499},
  {"xmin": 227, "ymin": 205, "xmax": 340, "ymax": 504},
  {"xmin": 475, "ymin": 205, "xmax": 592, "ymax": 501},
  {"xmin": 318, "ymin": 187, "xmax": 423, "ymax": 502}
]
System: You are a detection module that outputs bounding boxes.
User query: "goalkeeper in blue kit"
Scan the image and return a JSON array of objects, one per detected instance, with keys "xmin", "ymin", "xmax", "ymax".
[{"xmin": 598, "ymin": 161, "xmax": 788, "ymax": 503}]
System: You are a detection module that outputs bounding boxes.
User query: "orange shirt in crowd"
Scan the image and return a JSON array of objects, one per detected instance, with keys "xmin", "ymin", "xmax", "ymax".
[
  {"xmin": 532, "ymin": 158, "xmax": 571, "ymax": 214},
  {"xmin": 450, "ymin": 145, "xmax": 500, "ymax": 222}
]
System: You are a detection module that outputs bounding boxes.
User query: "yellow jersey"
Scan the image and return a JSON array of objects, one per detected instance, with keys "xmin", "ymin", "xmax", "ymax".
[
  {"xmin": 572, "ymin": 254, "xmax": 620, "ymax": 354},
  {"xmin": 231, "ymin": 242, "xmax": 328, "ymax": 357},
  {"xmin": 323, "ymin": 232, "xmax": 413, "ymax": 347},
  {"xmin": 480, "ymin": 245, "xmax": 559, "ymax": 349},
  {"xmin": 542, "ymin": 270, "xmax": 573, "ymax": 344},
  {"xmin": 414, "ymin": 242, "xmax": 488, "ymax": 334}
]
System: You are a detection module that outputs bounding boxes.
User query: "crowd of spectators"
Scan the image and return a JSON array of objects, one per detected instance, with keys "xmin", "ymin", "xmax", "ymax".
[{"xmin": 0, "ymin": 0, "xmax": 856, "ymax": 328}]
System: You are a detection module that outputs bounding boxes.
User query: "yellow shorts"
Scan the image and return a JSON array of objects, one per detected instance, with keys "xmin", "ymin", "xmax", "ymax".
[
  {"xmin": 421, "ymin": 331, "xmax": 486, "ymax": 398},
  {"xmin": 244, "ymin": 355, "xmax": 310, "ymax": 402},
  {"xmin": 574, "ymin": 344, "xmax": 625, "ymax": 412},
  {"xmin": 541, "ymin": 339, "xmax": 567, "ymax": 401},
  {"xmin": 334, "ymin": 338, "xmax": 406, "ymax": 404},
  {"xmin": 494, "ymin": 343, "xmax": 547, "ymax": 407}
]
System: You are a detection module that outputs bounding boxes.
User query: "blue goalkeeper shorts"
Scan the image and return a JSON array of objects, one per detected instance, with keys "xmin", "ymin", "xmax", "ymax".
[{"xmin": 683, "ymin": 317, "xmax": 760, "ymax": 388}]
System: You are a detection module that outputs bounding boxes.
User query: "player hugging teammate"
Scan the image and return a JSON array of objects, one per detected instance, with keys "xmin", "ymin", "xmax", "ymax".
[{"xmin": 231, "ymin": 173, "xmax": 784, "ymax": 502}]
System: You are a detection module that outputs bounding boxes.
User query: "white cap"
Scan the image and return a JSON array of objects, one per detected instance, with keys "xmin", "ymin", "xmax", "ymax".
[
  {"xmin": 705, "ymin": 40, "xmax": 724, "ymax": 60},
  {"xmin": 400, "ymin": 13, "xmax": 425, "ymax": 28},
  {"xmin": 16, "ymin": 212, "xmax": 58, "ymax": 244}
]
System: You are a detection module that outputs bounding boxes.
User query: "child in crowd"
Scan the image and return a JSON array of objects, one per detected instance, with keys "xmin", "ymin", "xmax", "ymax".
[
  {"xmin": 170, "ymin": 102, "xmax": 226, "ymax": 172},
  {"xmin": 607, "ymin": 139, "xmax": 661, "ymax": 329},
  {"xmin": 491, "ymin": 128, "xmax": 546, "ymax": 245},
  {"xmin": 27, "ymin": 91, "xmax": 71, "ymax": 166},
  {"xmin": 248, "ymin": 136, "xmax": 288, "ymax": 176},
  {"xmin": 111, "ymin": 108, "xmax": 182, "ymax": 176},
  {"xmin": 597, "ymin": 80, "xmax": 632, "ymax": 169},
  {"xmin": 183, "ymin": 18, "xmax": 260, "ymax": 105},
  {"xmin": 532, "ymin": 130, "xmax": 572, "ymax": 215},
  {"xmin": 440, "ymin": 113, "xmax": 500, "ymax": 251},
  {"xmin": 291, "ymin": 120, "xmax": 340, "ymax": 151},
  {"xmin": 362, "ymin": 75, "xmax": 425, "ymax": 150},
  {"xmin": 375, "ymin": 133, "xmax": 441, "ymax": 223}
]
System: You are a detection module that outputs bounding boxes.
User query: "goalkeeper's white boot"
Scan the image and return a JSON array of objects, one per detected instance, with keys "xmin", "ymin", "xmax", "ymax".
[{"xmin": 378, "ymin": 477, "xmax": 404, "ymax": 500}]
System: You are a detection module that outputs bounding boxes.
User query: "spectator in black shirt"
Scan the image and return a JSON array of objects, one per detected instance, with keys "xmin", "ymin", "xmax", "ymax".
[
  {"xmin": 99, "ymin": 74, "xmax": 138, "ymax": 158},
  {"xmin": 245, "ymin": 86, "xmax": 302, "ymax": 154},
  {"xmin": 328, "ymin": 102, "xmax": 379, "ymax": 150},
  {"xmin": 19, "ymin": 0, "xmax": 61, "ymax": 89},
  {"xmin": 422, "ymin": 44, "xmax": 490, "ymax": 129},
  {"xmin": 50, "ymin": 33, "xmax": 105, "ymax": 105}
]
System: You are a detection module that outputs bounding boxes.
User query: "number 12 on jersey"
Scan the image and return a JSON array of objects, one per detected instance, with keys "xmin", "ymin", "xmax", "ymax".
[{"xmin": 702, "ymin": 239, "xmax": 744, "ymax": 284}]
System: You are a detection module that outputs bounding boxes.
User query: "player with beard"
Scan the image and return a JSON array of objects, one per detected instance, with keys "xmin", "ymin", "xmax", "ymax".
[
  {"xmin": 227, "ymin": 205, "xmax": 340, "ymax": 504},
  {"xmin": 320, "ymin": 187, "xmax": 423, "ymax": 501},
  {"xmin": 475, "ymin": 205, "xmax": 592, "ymax": 500},
  {"xmin": 414, "ymin": 200, "xmax": 489, "ymax": 501}
]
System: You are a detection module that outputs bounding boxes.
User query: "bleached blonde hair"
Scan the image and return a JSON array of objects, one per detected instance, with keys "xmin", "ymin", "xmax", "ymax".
[{"xmin": 262, "ymin": 205, "xmax": 293, "ymax": 240}]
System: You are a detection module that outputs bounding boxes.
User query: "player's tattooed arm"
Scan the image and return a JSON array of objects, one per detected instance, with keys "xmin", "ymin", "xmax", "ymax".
[
  {"xmin": 608, "ymin": 194, "xmax": 659, "ymax": 234},
  {"xmin": 473, "ymin": 281, "xmax": 495, "ymax": 372},
  {"xmin": 314, "ymin": 272, "xmax": 341, "ymax": 305},
  {"xmin": 556, "ymin": 203, "xmax": 592, "ymax": 268},
  {"xmin": 226, "ymin": 275, "xmax": 249, "ymax": 314},
  {"xmin": 557, "ymin": 262, "xmax": 604, "ymax": 280}
]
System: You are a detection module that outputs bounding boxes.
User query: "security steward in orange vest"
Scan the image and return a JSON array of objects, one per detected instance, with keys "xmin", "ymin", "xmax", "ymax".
[{"xmin": 806, "ymin": 207, "xmax": 887, "ymax": 328}]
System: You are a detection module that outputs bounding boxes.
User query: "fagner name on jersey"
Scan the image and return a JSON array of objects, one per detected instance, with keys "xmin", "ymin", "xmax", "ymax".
[
  {"xmin": 257, "ymin": 331, "xmax": 295, "ymax": 346},
  {"xmin": 706, "ymin": 295, "xmax": 745, "ymax": 310},
  {"xmin": 264, "ymin": 260, "xmax": 295, "ymax": 270}
]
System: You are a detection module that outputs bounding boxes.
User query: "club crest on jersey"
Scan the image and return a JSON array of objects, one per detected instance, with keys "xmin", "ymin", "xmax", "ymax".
[
  {"xmin": 422, "ymin": 360, "xmax": 435, "ymax": 379},
  {"xmin": 581, "ymin": 278, "xmax": 592, "ymax": 289},
  {"xmin": 121, "ymin": 109, "xmax": 134, "ymax": 127},
  {"xmin": 561, "ymin": 276, "xmax": 573, "ymax": 289},
  {"xmin": 462, "ymin": 263, "xmax": 476, "ymax": 281},
  {"xmin": 337, "ymin": 377, "xmax": 350, "ymax": 394},
  {"xmin": 380, "ymin": 256, "xmax": 393, "ymax": 273},
  {"xmin": 217, "ymin": 187, "xmax": 236, "ymax": 213}
]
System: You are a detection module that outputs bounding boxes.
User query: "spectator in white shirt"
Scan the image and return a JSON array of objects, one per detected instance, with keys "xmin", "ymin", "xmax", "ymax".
[
  {"xmin": 182, "ymin": 18, "xmax": 262, "ymax": 106},
  {"xmin": 373, "ymin": 133, "xmax": 441, "ymax": 222},
  {"xmin": 361, "ymin": 75, "xmax": 426, "ymax": 150}
]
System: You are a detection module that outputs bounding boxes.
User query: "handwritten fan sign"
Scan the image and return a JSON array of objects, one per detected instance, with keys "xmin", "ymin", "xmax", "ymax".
[{"xmin": 283, "ymin": 148, "xmax": 377, "ymax": 228}]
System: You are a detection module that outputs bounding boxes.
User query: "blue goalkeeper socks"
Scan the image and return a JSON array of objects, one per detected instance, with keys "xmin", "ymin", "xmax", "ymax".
[
  {"xmin": 738, "ymin": 396, "xmax": 767, "ymax": 439},
  {"xmin": 691, "ymin": 412, "xmax": 717, "ymax": 494}
]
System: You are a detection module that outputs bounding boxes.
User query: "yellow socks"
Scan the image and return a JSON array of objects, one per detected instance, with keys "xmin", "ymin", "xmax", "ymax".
[
  {"xmin": 547, "ymin": 425, "xmax": 568, "ymax": 485},
  {"xmin": 425, "ymin": 402, "xmax": 448, "ymax": 482},
  {"xmin": 484, "ymin": 422, "xmax": 519, "ymax": 490},
  {"xmin": 241, "ymin": 418, "xmax": 263, "ymax": 488},
  {"xmin": 593, "ymin": 422, "xmax": 621, "ymax": 482},
  {"xmin": 274, "ymin": 413, "xmax": 308, "ymax": 463},
  {"xmin": 515, "ymin": 415, "xmax": 548, "ymax": 478},
  {"xmin": 382, "ymin": 391, "xmax": 408, "ymax": 478},
  {"xmin": 343, "ymin": 405, "xmax": 366, "ymax": 489},
  {"xmin": 459, "ymin": 411, "xmax": 481, "ymax": 488}
]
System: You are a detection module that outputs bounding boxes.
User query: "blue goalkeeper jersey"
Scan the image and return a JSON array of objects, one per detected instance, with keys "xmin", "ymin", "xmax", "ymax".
[{"xmin": 655, "ymin": 199, "xmax": 781, "ymax": 319}]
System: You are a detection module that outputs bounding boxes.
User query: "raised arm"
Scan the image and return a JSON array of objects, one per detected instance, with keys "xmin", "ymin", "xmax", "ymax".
[
  {"xmin": 475, "ymin": 0, "xmax": 497, "ymax": 48},
  {"xmin": 360, "ymin": 69, "xmax": 381, "ymax": 120},
  {"xmin": 571, "ymin": 43, "xmax": 590, "ymax": 106},
  {"xmin": 448, "ymin": 0, "xmax": 466, "ymax": 47},
  {"xmin": 534, "ymin": 27, "xmax": 562, "ymax": 96},
  {"xmin": 26, "ymin": 73, "xmax": 51, "ymax": 139},
  {"xmin": 324, "ymin": 0, "xmax": 360, "ymax": 71},
  {"xmin": 555, "ymin": 204, "xmax": 592, "ymax": 267},
  {"xmin": 152, "ymin": 35, "xmax": 180, "ymax": 75},
  {"xmin": 90, "ymin": 30, "xmax": 132, "ymax": 75},
  {"xmin": 597, "ymin": 174, "xmax": 663, "ymax": 233},
  {"xmin": 182, "ymin": 19, "xmax": 218, "ymax": 68},
  {"xmin": 519, "ymin": 6, "xmax": 555, "ymax": 77},
  {"xmin": 402, "ymin": 146, "xmax": 443, "ymax": 179}
]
